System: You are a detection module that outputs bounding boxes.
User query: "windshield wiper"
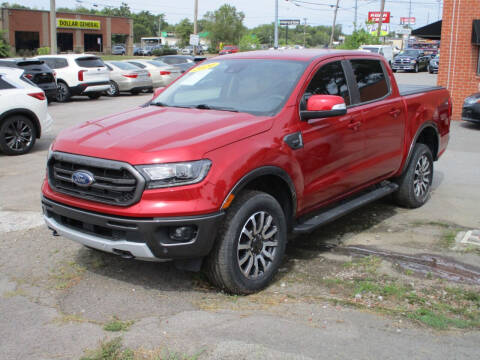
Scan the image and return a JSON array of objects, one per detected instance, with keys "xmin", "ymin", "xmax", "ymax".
[
  {"xmin": 194, "ymin": 104, "xmax": 239, "ymax": 112},
  {"xmin": 151, "ymin": 102, "xmax": 191, "ymax": 109}
]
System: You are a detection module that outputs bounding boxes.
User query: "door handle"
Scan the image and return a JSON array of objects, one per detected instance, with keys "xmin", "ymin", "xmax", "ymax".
[
  {"xmin": 348, "ymin": 121, "xmax": 362, "ymax": 130},
  {"xmin": 389, "ymin": 108, "xmax": 402, "ymax": 118}
]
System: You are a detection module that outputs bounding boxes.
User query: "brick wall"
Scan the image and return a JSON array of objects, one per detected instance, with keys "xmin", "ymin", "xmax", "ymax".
[{"xmin": 438, "ymin": 0, "xmax": 480, "ymax": 119}]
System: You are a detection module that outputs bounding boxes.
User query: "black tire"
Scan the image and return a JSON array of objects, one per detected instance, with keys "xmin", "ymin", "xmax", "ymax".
[
  {"xmin": 205, "ymin": 190, "xmax": 287, "ymax": 294},
  {"xmin": 87, "ymin": 93, "xmax": 102, "ymax": 100},
  {"xmin": 0, "ymin": 115, "xmax": 36, "ymax": 155},
  {"xmin": 56, "ymin": 81, "xmax": 71, "ymax": 102},
  {"xmin": 392, "ymin": 69, "xmax": 397, "ymax": 73},
  {"xmin": 393, "ymin": 143, "xmax": 433, "ymax": 208},
  {"xmin": 106, "ymin": 81, "xmax": 119, "ymax": 97}
]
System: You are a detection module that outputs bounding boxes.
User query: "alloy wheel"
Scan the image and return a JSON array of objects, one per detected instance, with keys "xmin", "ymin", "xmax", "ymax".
[
  {"xmin": 3, "ymin": 118, "xmax": 33, "ymax": 152},
  {"xmin": 237, "ymin": 211, "xmax": 279, "ymax": 280},
  {"xmin": 413, "ymin": 154, "xmax": 431, "ymax": 199},
  {"xmin": 56, "ymin": 83, "xmax": 69, "ymax": 102}
]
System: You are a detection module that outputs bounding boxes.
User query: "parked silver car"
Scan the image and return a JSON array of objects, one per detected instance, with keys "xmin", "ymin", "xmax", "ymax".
[
  {"xmin": 104, "ymin": 61, "xmax": 153, "ymax": 96},
  {"xmin": 124, "ymin": 59, "xmax": 182, "ymax": 88}
]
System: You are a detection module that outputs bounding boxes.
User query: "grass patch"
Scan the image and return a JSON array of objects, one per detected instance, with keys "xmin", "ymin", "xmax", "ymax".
[
  {"xmin": 2, "ymin": 288, "xmax": 27, "ymax": 298},
  {"xmin": 343, "ymin": 255, "xmax": 382, "ymax": 274},
  {"xmin": 104, "ymin": 317, "xmax": 134, "ymax": 332},
  {"xmin": 439, "ymin": 230, "xmax": 457, "ymax": 249},
  {"xmin": 50, "ymin": 260, "xmax": 86, "ymax": 290},
  {"xmin": 407, "ymin": 308, "xmax": 479, "ymax": 329},
  {"xmin": 81, "ymin": 337, "xmax": 203, "ymax": 360}
]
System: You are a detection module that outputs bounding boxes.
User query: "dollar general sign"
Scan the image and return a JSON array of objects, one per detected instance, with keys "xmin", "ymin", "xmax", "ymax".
[{"xmin": 57, "ymin": 19, "xmax": 101, "ymax": 30}]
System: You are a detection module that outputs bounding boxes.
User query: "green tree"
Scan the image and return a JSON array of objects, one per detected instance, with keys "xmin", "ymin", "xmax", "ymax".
[
  {"xmin": 339, "ymin": 29, "xmax": 380, "ymax": 49},
  {"xmin": 1, "ymin": 2, "xmax": 29, "ymax": 9},
  {"xmin": 203, "ymin": 4, "xmax": 245, "ymax": 49},
  {"xmin": 0, "ymin": 30, "xmax": 10, "ymax": 58},
  {"xmin": 175, "ymin": 18, "xmax": 193, "ymax": 47},
  {"xmin": 133, "ymin": 23, "xmax": 149, "ymax": 43},
  {"xmin": 239, "ymin": 34, "xmax": 260, "ymax": 51}
]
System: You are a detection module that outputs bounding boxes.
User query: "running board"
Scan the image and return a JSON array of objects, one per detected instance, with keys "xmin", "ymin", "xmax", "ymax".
[{"xmin": 293, "ymin": 182, "xmax": 399, "ymax": 234}]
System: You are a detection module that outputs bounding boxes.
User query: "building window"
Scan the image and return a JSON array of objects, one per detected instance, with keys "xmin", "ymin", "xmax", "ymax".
[{"xmin": 14, "ymin": 31, "xmax": 39, "ymax": 51}]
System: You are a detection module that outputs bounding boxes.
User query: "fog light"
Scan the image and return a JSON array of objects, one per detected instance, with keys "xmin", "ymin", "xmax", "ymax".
[{"xmin": 169, "ymin": 226, "xmax": 197, "ymax": 242}]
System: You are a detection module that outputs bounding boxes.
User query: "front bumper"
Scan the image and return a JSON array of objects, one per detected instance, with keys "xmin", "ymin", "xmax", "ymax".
[
  {"xmin": 42, "ymin": 196, "xmax": 224, "ymax": 261},
  {"xmin": 462, "ymin": 105, "xmax": 480, "ymax": 123},
  {"xmin": 392, "ymin": 64, "xmax": 415, "ymax": 70}
]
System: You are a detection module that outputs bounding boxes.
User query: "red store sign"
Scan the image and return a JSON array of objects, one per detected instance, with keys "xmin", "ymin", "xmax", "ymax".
[{"xmin": 368, "ymin": 11, "xmax": 391, "ymax": 24}]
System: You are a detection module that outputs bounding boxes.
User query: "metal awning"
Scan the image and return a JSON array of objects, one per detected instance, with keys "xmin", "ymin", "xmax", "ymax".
[
  {"xmin": 411, "ymin": 20, "xmax": 442, "ymax": 40},
  {"xmin": 472, "ymin": 20, "xmax": 480, "ymax": 45}
]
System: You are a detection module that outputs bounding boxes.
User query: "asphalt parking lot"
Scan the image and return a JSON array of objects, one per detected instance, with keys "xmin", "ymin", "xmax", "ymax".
[{"xmin": 1, "ymin": 72, "xmax": 480, "ymax": 359}]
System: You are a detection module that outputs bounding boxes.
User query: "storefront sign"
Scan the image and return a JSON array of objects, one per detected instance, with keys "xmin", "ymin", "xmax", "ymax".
[
  {"xmin": 279, "ymin": 19, "xmax": 301, "ymax": 26},
  {"xmin": 400, "ymin": 17, "xmax": 416, "ymax": 25},
  {"xmin": 57, "ymin": 18, "xmax": 101, "ymax": 30},
  {"xmin": 368, "ymin": 12, "xmax": 391, "ymax": 24}
]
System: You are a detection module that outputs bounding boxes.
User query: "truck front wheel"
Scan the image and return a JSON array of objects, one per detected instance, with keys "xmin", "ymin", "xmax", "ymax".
[
  {"xmin": 206, "ymin": 190, "xmax": 287, "ymax": 294},
  {"xmin": 393, "ymin": 143, "xmax": 433, "ymax": 208}
]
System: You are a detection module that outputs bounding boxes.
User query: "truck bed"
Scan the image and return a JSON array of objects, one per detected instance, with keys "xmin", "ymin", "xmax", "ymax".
[{"xmin": 398, "ymin": 84, "xmax": 444, "ymax": 96}]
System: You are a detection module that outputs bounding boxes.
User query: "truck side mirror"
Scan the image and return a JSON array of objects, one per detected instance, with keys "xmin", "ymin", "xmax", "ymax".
[{"xmin": 300, "ymin": 95, "xmax": 347, "ymax": 121}]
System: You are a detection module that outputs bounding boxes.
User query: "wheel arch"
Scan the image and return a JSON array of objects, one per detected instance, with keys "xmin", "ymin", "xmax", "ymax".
[
  {"xmin": 402, "ymin": 122, "xmax": 440, "ymax": 174},
  {"xmin": 0, "ymin": 109, "xmax": 41, "ymax": 138},
  {"xmin": 221, "ymin": 166, "xmax": 297, "ymax": 230}
]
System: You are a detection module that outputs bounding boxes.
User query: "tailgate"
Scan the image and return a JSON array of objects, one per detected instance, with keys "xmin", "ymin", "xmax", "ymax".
[{"xmin": 76, "ymin": 56, "xmax": 109, "ymax": 83}]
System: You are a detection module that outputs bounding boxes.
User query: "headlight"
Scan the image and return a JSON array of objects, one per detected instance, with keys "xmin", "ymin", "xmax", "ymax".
[
  {"xmin": 47, "ymin": 142, "xmax": 54, "ymax": 160},
  {"xmin": 464, "ymin": 97, "xmax": 480, "ymax": 105},
  {"xmin": 411, "ymin": 60, "xmax": 417, "ymax": 64},
  {"xmin": 137, "ymin": 159, "xmax": 211, "ymax": 189}
]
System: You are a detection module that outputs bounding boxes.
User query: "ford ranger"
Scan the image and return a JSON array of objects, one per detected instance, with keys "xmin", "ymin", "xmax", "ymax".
[{"xmin": 42, "ymin": 50, "xmax": 451, "ymax": 294}]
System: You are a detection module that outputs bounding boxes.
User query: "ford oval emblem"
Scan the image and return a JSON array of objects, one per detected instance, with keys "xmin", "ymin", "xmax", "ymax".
[{"xmin": 72, "ymin": 170, "xmax": 95, "ymax": 187}]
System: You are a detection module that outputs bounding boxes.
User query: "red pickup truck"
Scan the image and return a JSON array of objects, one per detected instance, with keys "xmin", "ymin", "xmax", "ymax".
[{"xmin": 42, "ymin": 50, "xmax": 451, "ymax": 294}]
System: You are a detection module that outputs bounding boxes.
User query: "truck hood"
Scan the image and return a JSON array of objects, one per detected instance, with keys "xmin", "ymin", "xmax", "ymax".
[{"xmin": 53, "ymin": 105, "xmax": 273, "ymax": 165}]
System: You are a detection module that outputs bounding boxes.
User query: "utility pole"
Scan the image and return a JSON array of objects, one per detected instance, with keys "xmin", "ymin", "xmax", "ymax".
[
  {"xmin": 158, "ymin": 14, "xmax": 163, "ymax": 37},
  {"xmin": 354, "ymin": 0, "xmax": 358, "ymax": 32},
  {"xmin": 329, "ymin": 0, "xmax": 340, "ymax": 48},
  {"xmin": 408, "ymin": 0, "xmax": 412, "ymax": 29},
  {"xmin": 274, "ymin": 0, "xmax": 279, "ymax": 49},
  {"xmin": 377, "ymin": 0, "xmax": 385, "ymax": 39},
  {"xmin": 303, "ymin": 18, "xmax": 307, "ymax": 47},
  {"xmin": 49, "ymin": 0, "xmax": 57, "ymax": 54},
  {"xmin": 193, "ymin": 0, "xmax": 198, "ymax": 55}
]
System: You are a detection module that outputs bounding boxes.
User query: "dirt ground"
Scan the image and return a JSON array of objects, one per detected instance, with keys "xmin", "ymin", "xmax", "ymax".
[{"xmin": 1, "ymin": 73, "xmax": 480, "ymax": 359}]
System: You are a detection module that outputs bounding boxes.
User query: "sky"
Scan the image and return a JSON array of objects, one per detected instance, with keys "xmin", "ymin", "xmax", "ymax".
[{"xmin": 15, "ymin": 0, "xmax": 443, "ymax": 34}]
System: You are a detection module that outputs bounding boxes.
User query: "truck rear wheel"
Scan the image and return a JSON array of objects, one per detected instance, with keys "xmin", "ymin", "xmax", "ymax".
[
  {"xmin": 205, "ymin": 190, "xmax": 287, "ymax": 294},
  {"xmin": 393, "ymin": 143, "xmax": 433, "ymax": 208}
]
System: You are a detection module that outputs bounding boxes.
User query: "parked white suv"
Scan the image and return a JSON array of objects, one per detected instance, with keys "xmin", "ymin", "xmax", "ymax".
[
  {"xmin": 359, "ymin": 45, "xmax": 394, "ymax": 66},
  {"xmin": 0, "ymin": 68, "xmax": 52, "ymax": 155},
  {"xmin": 35, "ymin": 54, "xmax": 109, "ymax": 102}
]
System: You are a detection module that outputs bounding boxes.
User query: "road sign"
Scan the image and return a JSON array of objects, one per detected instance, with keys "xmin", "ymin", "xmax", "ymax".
[
  {"xmin": 368, "ymin": 11, "xmax": 391, "ymax": 24},
  {"xmin": 189, "ymin": 34, "xmax": 199, "ymax": 46},
  {"xmin": 397, "ymin": 28, "xmax": 412, "ymax": 35},
  {"xmin": 400, "ymin": 17, "xmax": 416, "ymax": 25},
  {"xmin": 279, "ymin": 19, "xmax": 301, "ymax": 26}
]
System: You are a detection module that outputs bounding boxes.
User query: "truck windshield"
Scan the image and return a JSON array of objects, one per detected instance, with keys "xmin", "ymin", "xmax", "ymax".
[
  {"xmin": 151, "ymin": 59, "xmax": 307, "ymax": 116},
  {"xmin": 399, "ymin": 50, "xmax": 420, "ymax": 56}
]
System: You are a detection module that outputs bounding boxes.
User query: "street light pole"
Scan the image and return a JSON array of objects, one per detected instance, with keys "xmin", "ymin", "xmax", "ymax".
[
  {"xmin": 193, "ymin": 0, "xmax": 198, "ymax": 55},
  {"xmin": 274, "ymin": 0, "xmax": 279, "ymax": 49},
  {"xmin": 49, "ymin": 0, "xmax": 57, "ymax": 54},
  {"xmin": 329, "ymin": 0, "xmax": 340, "ymax": 48}
]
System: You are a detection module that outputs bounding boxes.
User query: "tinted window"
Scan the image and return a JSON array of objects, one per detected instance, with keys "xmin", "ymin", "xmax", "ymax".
[
  {"xmin": 128, "ymin": 61, "xmax": 146, "ymax": 69},
  {"xmin": 109, "ymin": 61, "xmax": 138, "ymax": 70},
  {"xmin": 75, "ymin": 57, "xmax": 105, "ymax": 68},
  {"xmin": 305, "ymin": 61, "xmax": 350, "ymax": 106},
  {"xmin": 350, "ymin": 59, "xmax": 389, "ymax": 103},
  {"xmin": 39, "ymin": 58, "xmax": 68, "ymax": 69},
  {"xmin": 0, "ymin": 76, "xmax": 15, "ymax": 89}
]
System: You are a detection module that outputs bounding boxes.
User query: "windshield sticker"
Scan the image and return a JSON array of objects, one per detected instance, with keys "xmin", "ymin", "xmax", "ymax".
[
  {"xmin": 181, "ymin": 69, "xmax": 213, "ymax": 85},
  {"xmin": 190, "ymin": 62, "xmax": 219, "ymax": 73}
]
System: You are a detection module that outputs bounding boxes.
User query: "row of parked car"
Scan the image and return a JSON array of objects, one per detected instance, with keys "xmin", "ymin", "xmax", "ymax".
[{"xmin": 0, "ymin": 53, "xmax": 207, "ymax": 155}]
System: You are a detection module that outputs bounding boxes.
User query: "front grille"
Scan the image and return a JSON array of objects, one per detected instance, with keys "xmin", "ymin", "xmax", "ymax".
[
  {"xmin": 34, "ymin": 72, "xmax": 55, "ymax": 84},
  {"xmin": 48, "ymin": 152, "xmax": 145, "ymax": 206},
  {"xmin": 394, "ymin": 59, "xmax": 413, "ymax": 65}
]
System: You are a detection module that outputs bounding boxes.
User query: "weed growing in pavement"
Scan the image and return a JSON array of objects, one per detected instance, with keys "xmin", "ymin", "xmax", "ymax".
[
  {"xmin": 80, "ymin": 337, "xmax": 203, "ymax": 360},
  {"xmin": 49, "ymin": 260, "xmax": 86, "ymax": 290},
  {"xmin": 103, "ymin": 316, "xmax": 134, "ymax": 332}
]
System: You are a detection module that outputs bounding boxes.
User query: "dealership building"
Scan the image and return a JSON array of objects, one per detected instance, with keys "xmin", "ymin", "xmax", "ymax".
[{"xmin": 0, "ymin": 7, "xmax": 133, "ymax": 54}]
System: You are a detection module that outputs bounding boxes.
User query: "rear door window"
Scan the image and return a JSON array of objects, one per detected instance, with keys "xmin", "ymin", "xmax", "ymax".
[
  {"xmin": 350, "ymin": 59, "xmax": 389, "ymax": 103},
  {"xmin": 75, "ymin": 57, "xmax": 105, "ymax": 68},
  {"xmin": 304, "ymin": 60, "xmax": 351, "ymax": 106}
]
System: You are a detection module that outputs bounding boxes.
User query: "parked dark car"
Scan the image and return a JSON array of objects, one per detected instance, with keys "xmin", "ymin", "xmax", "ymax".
[
  {"xmin": 428, "ymin": 54, "xmax": 439, "ymax": 73},
  {"xmin": 0, "ymin": 59, "xmax": 57, "ymax": 101},
  {"xmin": 153, "ymin": 55, "xmax": 206, "ymax": 73},
  {"xmin": 392, "ymin": 49, "xmax": 429, "ymax": 73},
  {"xmin": 462, "ymin": 93, "xmax": 480, "ymax": 123}
]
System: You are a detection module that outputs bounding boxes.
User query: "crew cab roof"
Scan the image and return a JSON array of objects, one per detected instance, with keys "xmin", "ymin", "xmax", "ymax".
[{"xmin": 217, "ymin": 49, "xmax": 383, "ymax": 62}]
